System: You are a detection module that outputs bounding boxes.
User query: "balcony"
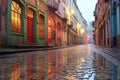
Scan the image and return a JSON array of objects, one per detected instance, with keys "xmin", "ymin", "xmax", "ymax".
[{"xmin": 48, "ymin": 1, "xmax": 58, "ymax": 11}]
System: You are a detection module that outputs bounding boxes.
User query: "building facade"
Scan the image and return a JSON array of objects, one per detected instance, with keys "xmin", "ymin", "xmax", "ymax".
[
  {"xmin": 93, "ymin": 0, "xmax": 120, "ymax": 49},
  {"xmin": 0, "ymin": 0, "xmax": 88, "ymax": 47},
  {"xmin": 110, "ymin": 0, "xmax": 120, "ymax": 48},
  {"xmin": 0, "ymin": 0, "xmax": 47, "ymax": 47},
  {"xmin": 93, "ymin": 0, "xmax": 110, "ymax": 47}
]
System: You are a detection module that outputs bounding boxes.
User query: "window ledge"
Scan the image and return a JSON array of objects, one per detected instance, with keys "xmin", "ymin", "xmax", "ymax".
[{"xmin": 12, "ymin": 32, "xmax": 24, "ymax": 36}]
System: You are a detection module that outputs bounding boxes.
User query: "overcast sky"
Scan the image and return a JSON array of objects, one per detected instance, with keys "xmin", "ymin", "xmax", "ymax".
[
  {"xmin": 77, "ymin": 0, "xmax": 97, "ymax": 23},
  {"xmin": 76, "ymin": 0, "xmax": 97, "ymax": 40}
]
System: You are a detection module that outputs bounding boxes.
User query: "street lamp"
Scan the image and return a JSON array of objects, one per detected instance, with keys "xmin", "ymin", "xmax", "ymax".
[
  {"xmin": 71, "ymin": 9, "xmax": 75, "ymax": 15},
  {"xmin": 80, "ymin": 28, "xmax": 85, "ymax": 35}
]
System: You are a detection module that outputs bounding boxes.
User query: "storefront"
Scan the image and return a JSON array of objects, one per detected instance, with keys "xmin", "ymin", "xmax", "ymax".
[{"xmin": 4, "ymin": 0, "xmax": 47, "ymax": 46}]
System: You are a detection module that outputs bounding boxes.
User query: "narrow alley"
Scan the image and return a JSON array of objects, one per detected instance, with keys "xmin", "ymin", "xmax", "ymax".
[{"xmin": 0, "ymin": 0, "xmax": 120, "ymax": 80}]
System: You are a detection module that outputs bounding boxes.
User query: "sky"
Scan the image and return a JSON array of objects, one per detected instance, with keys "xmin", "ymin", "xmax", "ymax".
[
  {"xmin": 77, "ymin": 0, "xmax": 97, "ymax": 23},
  {"xmin": 76, "ymin": 0, "xmax": 97, "ymax": 42}
]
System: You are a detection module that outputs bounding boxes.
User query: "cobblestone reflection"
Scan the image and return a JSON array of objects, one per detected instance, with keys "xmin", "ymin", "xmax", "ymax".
[{"xmin": 0, "ymin": 45, "xmax": 120, "ymax": 80}]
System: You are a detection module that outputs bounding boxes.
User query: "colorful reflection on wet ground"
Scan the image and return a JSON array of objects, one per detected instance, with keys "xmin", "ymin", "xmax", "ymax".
[{"xmin": 0, "ymin": 44, "xmax": 120, "ymax": 80}]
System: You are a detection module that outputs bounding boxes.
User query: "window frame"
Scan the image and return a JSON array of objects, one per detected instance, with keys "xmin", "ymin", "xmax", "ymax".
[{"xmin": 11, "ymin": 1, "xmax": 22, "ymax": 34}]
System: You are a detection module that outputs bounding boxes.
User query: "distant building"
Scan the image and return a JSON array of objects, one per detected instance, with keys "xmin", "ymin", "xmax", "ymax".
[
  {"xmin": 93, "ymin": 0, "xmax": 120, "ymax": 49},
  {"xmin": 93, "ymin": 0, "xmax": 110, "ymax": 47}
]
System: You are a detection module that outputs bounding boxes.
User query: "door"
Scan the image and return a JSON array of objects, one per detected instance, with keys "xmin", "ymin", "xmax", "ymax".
[
  {"xmin": 27, "ymin": 10, "xmax": 34, "ymax": 43},
  {"xmin": 48, "ymin": 26, "xmax": 52, "ymax": 45}
]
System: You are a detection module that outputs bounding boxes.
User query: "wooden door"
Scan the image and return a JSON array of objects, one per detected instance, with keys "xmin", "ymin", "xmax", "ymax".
[{"xmin": 27, "ymin": 10, "xmax": 34, "ymax": 43}]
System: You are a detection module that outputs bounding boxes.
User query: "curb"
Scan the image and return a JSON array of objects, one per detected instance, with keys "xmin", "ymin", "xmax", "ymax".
[
  {"xmin": 0, "ymin": 47, "xmax": 59, "ymax": 55},
  {"xmin": 0, "ymin": 45, "xmax": 81, "ymax": 55},
  {"xmin": 97, "ymin": 47, "xmax": 120, "ymax": 61}
]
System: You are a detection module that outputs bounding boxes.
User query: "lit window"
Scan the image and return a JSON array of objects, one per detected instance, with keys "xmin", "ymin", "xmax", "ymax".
[
  {"xmin": 40, "ymin": 0, "xmax": 45, "ymax": 3},
  {"xmin": 27, "ymin": 0, "xmax": 36, "ymax": 6},
  {"xmin": 39, "ymin": 15, "xmax": 44, "ymax": 38},
  {"xmin": 11, "ymin": 1, "xmax": 22, "ymax": 33},
  {"xmin": 39, "ymin": 0, "xmax": 46, "ymax": 12},
  {"xmin": 27, "ymin": 9, "xmax": 33, "ymax": 18}
]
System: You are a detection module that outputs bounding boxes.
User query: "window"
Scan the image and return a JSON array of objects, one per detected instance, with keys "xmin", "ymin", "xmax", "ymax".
[
  {"xmin": 39, "ymin": 15, "xmax": 44, "ymax": 38},
  {"xmin": 39, "ymin": 0, "xmax": 46, "ymax": 12},
  {"xmin": 11, "ymin": 1, "xmax": 22, "ymax": 33},
  {"xmin": 27, "ymin": 0, "xmax": 36, "ymax": 6},
  {"xmin": 40, "ymin": 0, "xmax": 45, "ymax": 3}
]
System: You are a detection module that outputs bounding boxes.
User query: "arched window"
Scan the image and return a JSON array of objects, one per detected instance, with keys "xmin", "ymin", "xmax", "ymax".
[{"xmin": 11, "ymin": 1, "xmax": 22, "ymax": 33}]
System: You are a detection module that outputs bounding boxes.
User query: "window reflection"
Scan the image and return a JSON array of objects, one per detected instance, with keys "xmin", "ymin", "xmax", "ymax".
[
  {"xmin": 11, "ymin": 64, "xmax": 21, "ymax": 80},
  {"xmin": 37, "ymin": 58, "xmax": 44, "ymax": 79}
]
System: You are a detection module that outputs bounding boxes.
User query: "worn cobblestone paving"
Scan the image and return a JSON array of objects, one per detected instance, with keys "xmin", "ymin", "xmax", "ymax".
[
  {"xmin": 0, "ymin": 44, "xmax": 120, "ymax": 80},
  {"xmin": 52, "ymin": 45, "xmax": 120, "ymax": 80}
]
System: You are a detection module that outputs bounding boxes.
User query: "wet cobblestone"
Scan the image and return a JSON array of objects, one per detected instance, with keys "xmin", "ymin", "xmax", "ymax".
[{"xmin": 0, "ymin": 44, "xmax": 120, "ymax": 80}]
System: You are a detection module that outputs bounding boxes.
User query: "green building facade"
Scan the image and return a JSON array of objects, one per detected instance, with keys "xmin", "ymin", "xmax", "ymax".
[{"xmin": 0, "ymin": 0, "xmax": 47, "ymax": 47}]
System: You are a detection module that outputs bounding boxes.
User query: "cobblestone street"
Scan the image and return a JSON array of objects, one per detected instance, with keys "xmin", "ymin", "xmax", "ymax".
[
  {"xmin": 52, "ymin": 44, "xmax": 120, "ymax": 80},
  {"xmin": 0, "ymin": 44, "xmax": 120, "ymax": 80}
]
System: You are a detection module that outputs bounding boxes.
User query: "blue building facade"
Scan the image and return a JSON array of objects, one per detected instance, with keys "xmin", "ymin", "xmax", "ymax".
[
  {"xmin": 110, "ymin": 0, "xmax": 120, "ymax": 48},
  {"xmin": 116, "ymin": 0, "xmax": 120, "ymax": 48},
  {"xmin": 110, "ymin": 0, "xmax": 117, "ymax": 47}
]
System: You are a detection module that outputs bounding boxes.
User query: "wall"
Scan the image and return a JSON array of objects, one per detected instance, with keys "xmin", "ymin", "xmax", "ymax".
[{"xmin": 0, "ymin": 0, "xmax": 7, "ymax": 47}]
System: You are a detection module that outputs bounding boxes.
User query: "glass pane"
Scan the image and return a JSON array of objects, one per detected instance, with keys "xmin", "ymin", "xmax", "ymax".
[
  {"xmin": 18, "ymin": 14, "xmax": 21, "ymax": 33},
  {"xmin": 39, "ymin": 16, "xmax": 44, "ymax": 38},
  {"xmin": 48, "ymin": 26, "xmax": 52, "ymax": 43},
  {"xmin": 27, "ymin": 9, "xmax": 33, "ymax": 18},
  {"xmin": 11, "ymin": 1, "xmax": 22, "ymax": 33},
  {"xmin": 28, "ymin": 0, "xmax": 36, "ymax": 6},
  {"xmin": 40, "ymin": 2, "xmax": 45, "ymax": 12}
]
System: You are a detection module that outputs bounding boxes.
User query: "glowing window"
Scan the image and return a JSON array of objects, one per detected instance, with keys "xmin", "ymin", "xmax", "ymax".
[
  {"xmin": 27, "ymin": 0, "xmax": 36, "ymax": 6},
  {"xmin": 39, "ymin": 15, "xmax": 44, "ymax": 38},
  {"xmin": 11, "ymin": 1, "xmax": 22, "ymax": 33},
  {"xmin": 39, "ymin": 0, "xmax": 45, "ymax": 12},
  {"xmin": 27, "ymin": 9, "xmax": 33, "ymax": 18}
]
